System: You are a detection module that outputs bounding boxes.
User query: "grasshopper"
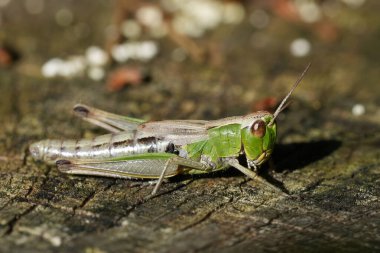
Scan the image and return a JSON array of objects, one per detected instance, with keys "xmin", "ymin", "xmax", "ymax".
[{"xmin": 30, "ymin": 64, "xmax": 310, "ymax": 195}]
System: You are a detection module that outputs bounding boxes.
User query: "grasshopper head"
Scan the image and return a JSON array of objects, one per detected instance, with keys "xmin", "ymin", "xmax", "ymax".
[
  {"xmin": 241, "ymin": 63, "xmax": 311, "ymax": 168},
  {"xmin": 241, "ymin": 112, "xmax": 277, "ymax": 168}
]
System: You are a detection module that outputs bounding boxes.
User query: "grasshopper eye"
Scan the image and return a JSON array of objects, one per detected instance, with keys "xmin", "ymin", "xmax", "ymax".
[{"xmin": 251, "ymin": 120, "xmax": 266, "ymax": 138}]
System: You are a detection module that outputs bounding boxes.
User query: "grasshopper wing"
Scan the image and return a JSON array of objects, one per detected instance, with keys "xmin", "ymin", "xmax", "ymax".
[
  {"xmin": 136, "ymin": 120, "xmax": 210, "ymax": 145},
  {"xmin": 56, "ymin": 153, "xmax": 207, "ymax": 179},
  {"xmin": 74, "ymin": 104, "xmax": 146, "ymax": 133},
  {"xmin": 56, "ymin": 154, "xmax": 179, "ymax": 179},
  {"xmin": 73, "ymin": 104, "xmax": 213, "ymax": 145}
]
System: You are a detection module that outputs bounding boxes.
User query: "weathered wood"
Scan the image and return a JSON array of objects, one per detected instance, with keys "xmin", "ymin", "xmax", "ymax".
[{"xmin": 1, "ymin": 1, "xmax": 380, "ymax": 252}]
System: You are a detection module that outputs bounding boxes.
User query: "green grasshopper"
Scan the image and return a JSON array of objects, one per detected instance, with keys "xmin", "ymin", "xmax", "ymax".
[{"xmin": 30, "ymin": 64, "xmax": 310, "ymax": 195}]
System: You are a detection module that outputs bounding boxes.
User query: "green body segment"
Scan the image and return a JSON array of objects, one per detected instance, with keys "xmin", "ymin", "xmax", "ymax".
[
  {"xmin": 242, "ymin": 115, "xmax": 277, "ymax": 162},
  {"xmin": 208, "ymin": 124, "xmax": 241, "ymax": 157},
  {"xmin": 184, "ymin": 115, "xmax": 277, "ymax": 173},
  {"xmin": 184, "ymin": 123, "xmax": 242, "ymax": 172},
  {"xmin": 109, "ymin": 152, "xmax": 176, "ymax": 162}
]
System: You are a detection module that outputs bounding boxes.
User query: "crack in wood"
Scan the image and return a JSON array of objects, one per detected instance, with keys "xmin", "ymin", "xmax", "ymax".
[
  {"xmin": 151, "ymin": 194, "xmax": 196, "ymax": 222},
  {"xmin": 0, "ymin": 174, "xmax": 36, "ymax": 211},
  {"xmin": 2, "ymin": 204, "xmax": 37, "ymax": 236},
  {"xmin": 300, "ymin": 178, "xmax": 325, "ymax": 193},
  {"xmin": 0, "ymin": 164, "xmax": 53, "ymax": 236},
  {"xmin": 112, "ymin": 180, "xmax": 196, "ymax": 226},
  {"xmin": 179, "ymin": 197, "xmax": 233, "ymax": 231},
  {"xmin": 217, "ymin": 213, "xmax": 282, "ymax": 250},
  {"xmin": 0, "ymin": 174, "xmax": 15, "ymax": 211},
  {"xmin": 21, "ymin": 146, "xmax": 30, "ymax": 167},
  {"xmin": 71, "ymin": 180, "xmax": 117, "ymax": 217},
  {"xmin": 79, "ymin": 191, "xmax": 97, "ymax": 209}
]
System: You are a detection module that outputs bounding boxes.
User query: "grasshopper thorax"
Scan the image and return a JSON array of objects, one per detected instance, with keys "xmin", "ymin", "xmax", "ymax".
[{"xmin": 240, "ymin": 112, "xmax": 277, "ymax": 168}]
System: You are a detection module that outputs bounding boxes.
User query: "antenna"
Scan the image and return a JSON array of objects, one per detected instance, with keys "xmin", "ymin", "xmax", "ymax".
[{"xmin": 269, "ymin": 63, "xmax": 311, "ymax": 126}]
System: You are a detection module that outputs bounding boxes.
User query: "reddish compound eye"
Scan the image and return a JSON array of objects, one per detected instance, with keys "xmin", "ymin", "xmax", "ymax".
[{"xmin": 250, "ymin": 120, "xmax": 266, "ymax": 138}]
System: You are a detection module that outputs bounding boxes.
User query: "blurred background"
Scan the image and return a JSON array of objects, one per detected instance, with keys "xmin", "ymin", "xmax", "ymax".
[
  {"xmin": 0, "ymin": 0, "xmax": 380, "ymax": 124},
  {"xmin": 0, "ymin": 0, "xmax": 379, "ymax": 148},
  {"xmin": 0, "ymin": 0, "xmax": 380, "ymax": 149},
  {"xmin": 1, "ymin": 1, "xmax": 380, "ymax": 251}
]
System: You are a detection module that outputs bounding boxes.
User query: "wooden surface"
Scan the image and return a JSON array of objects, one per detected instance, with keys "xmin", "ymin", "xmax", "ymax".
[{"xmin": 1, "ymin": 1, "xmax": 380, "ymax": 252}]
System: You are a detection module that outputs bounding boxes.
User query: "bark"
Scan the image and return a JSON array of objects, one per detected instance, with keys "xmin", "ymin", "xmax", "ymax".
[{"xmin": 1, "ymin": 2, "xmax": 380, "ymax": 252}]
